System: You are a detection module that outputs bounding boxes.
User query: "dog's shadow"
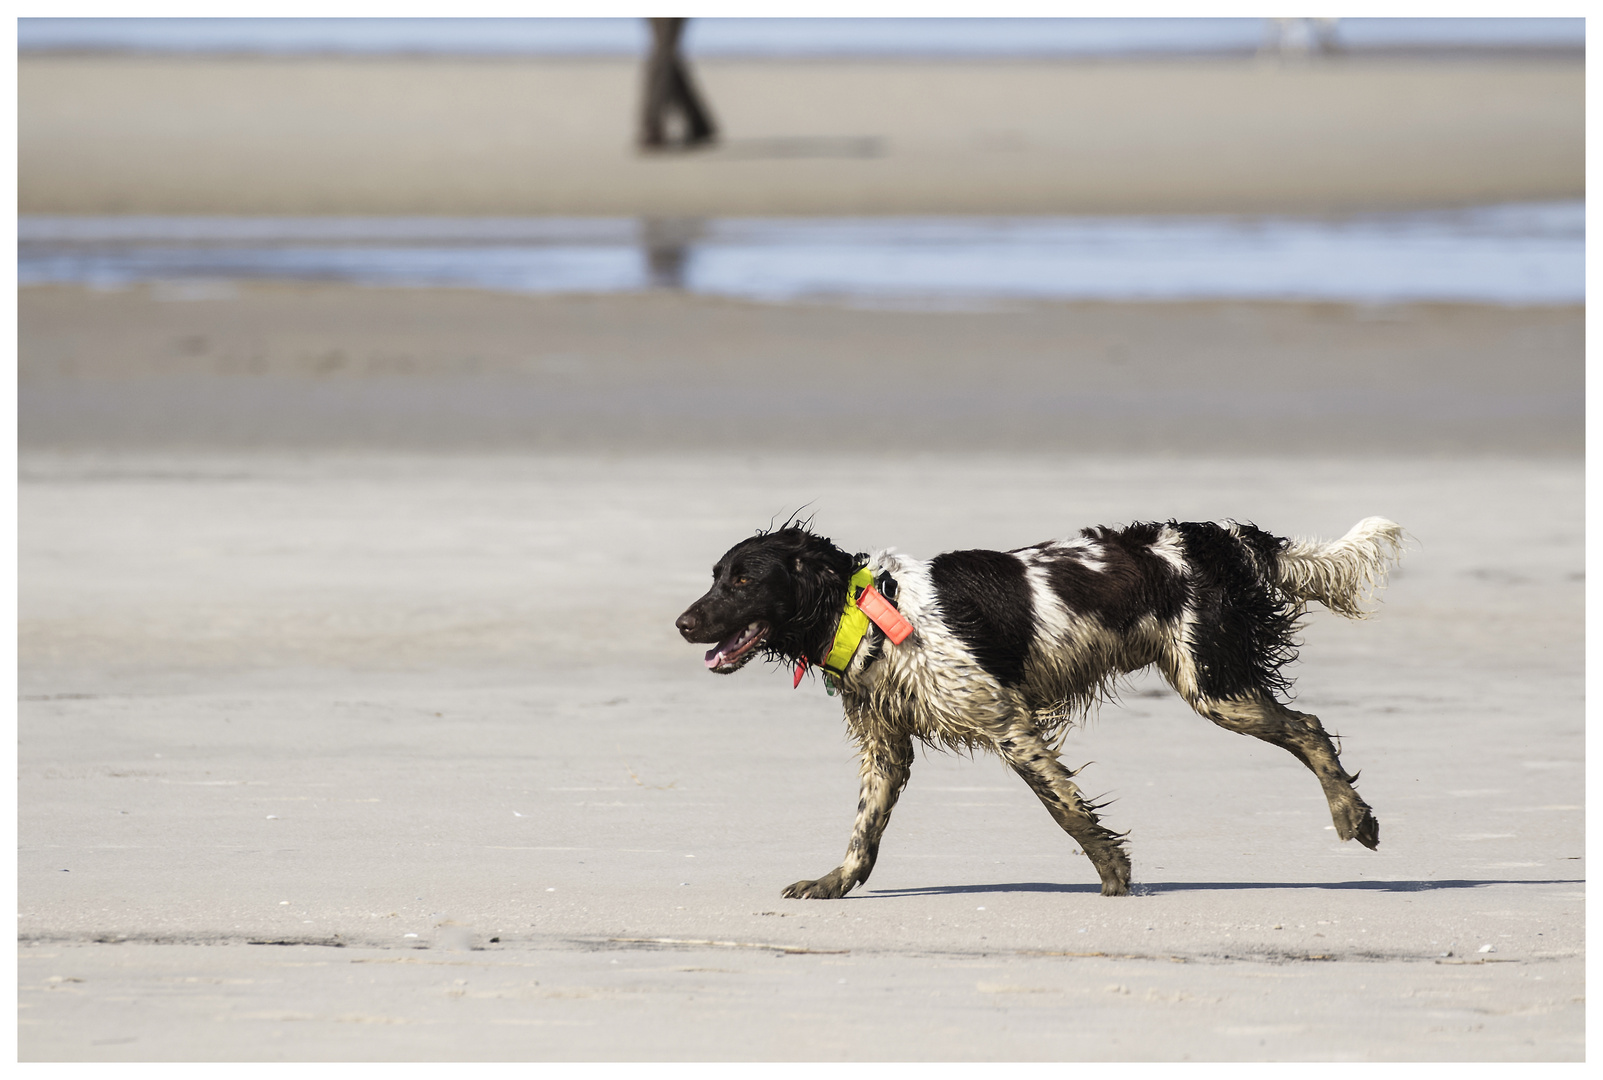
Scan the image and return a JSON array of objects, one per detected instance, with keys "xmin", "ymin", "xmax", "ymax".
[{"xmin": 864, "ymin": 878, "xmax": 1582, "ymax": 897}]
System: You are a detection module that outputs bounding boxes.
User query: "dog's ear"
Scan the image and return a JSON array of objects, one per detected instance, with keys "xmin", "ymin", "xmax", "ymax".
[{"xmin": 796, "ymin": 554, "xmax": 840, "ymax": 579}]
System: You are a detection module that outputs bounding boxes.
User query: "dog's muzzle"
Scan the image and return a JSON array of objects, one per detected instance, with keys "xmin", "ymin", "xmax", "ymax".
[{"xmin": 677, "ymin": 608, "xmax": 770, "ymax": 674}]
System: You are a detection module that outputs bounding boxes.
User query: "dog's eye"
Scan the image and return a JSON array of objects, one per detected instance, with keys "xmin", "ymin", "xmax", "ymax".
[{"xmin": 734, "ymin": 575, "xmax": 751, "ymax": 587}]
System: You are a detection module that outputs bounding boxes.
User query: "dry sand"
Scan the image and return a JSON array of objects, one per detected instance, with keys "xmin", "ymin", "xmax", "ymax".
[
  {"xmin": 17, "ymin": 281, "xmax": 1586, "ymax": 1060},
  {"xmin": 17, "ymin": 449, "xmax": 1584, "ymax": 1060},
  {"xmin": 19, "ymin": 55, "xmax": 1583, "ymax": 215}
]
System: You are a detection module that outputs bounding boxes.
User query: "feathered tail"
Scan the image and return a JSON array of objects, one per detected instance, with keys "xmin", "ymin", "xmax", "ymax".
[{"xmin": 1274, "ymin": 517, "xmax": 1406, "ymax": 619}]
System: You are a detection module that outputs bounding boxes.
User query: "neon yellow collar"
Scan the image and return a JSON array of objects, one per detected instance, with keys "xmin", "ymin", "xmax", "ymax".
[{"xmin": 820, "ymin": 567, "xmax": 877, "ymax": 677}]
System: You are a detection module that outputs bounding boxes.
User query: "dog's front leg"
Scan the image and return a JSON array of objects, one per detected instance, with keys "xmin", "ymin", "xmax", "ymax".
[{"xmin": 783, "ymin": 731, "xmax": 914, "ymax": 900}]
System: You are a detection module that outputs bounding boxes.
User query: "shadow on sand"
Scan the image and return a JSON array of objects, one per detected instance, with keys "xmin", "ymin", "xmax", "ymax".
[{"xmin": 865, "ymin": 878, "xmax": 1584, "ymax": 898}]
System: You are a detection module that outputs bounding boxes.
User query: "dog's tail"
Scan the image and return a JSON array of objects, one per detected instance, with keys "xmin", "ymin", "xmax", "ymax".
[{"xmin": 1272, "ymin": 517, "xmax": 1406, "ymax": 619}]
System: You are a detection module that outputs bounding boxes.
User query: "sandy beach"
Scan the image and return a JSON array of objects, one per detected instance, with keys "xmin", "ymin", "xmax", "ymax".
[
  {"xmin": 18, "ymin": 287, "xmax": 1586, "ymax": 1061},
  {"xmin": 18, "ymin": 446, "xmax": 1584, "ymax": 1060},
  {"xmin": 19, "ymin": 55, "xmax": 1583, "ymax": 215},
  {"xmin": 15, "ymin": 44, "xmax": 1585, "ymax": 1062}
]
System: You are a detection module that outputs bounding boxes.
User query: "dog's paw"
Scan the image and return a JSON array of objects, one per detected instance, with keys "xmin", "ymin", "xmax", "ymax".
[
  {"xmin": 1096, "ymin": 850, "xmax": 1132, "ymax": 897},
  {"xmin": 1332, "ymin": 800, "xmax": 1380, "ymax": 850},
  {"xmin": 781, "ymin": 872, "xmax": 851, "ymax": 900},
  {"xmin": 1353, "ymin": 811, "xmax": 1380, "ymax": 850}
]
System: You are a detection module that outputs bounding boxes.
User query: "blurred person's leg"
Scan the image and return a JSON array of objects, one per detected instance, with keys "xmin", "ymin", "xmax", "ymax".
[{"xmin": 640, "ymin": 17, "xmax": 718, "ymax": 151}]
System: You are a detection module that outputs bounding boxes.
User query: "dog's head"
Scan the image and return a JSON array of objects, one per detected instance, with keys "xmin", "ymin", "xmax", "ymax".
[{"xmin": 676, "ymin": 526, "xmax": 857, "ymax": 673}]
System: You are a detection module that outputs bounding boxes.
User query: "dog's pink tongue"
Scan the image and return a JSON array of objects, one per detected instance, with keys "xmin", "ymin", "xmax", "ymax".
[{"xmin": 704, "ymin": 646, "xmax": 724, "ymax": 669}]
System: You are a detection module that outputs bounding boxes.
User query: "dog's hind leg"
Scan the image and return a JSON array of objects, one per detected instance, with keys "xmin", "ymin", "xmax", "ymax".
[
  {"xmin": 997, "ymin": 727, "xmax": 1132, "ymax": 896},
  {"xmin": 783, "ymin": 732, "xmax": 914, "ymax": 900},
  {"xmin": 1191, "ymin": 694, "xmax": 1379, "ymax": 849}
]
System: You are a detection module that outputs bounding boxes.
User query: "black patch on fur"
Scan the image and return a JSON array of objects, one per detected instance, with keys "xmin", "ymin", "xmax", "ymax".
[
  {"xmin": 929, "ymin": 549, "xmax": 1036, "ymax": 687},
  {"xmin": 1171, "ymin": 521, "xmax": 1298, "ymax": 701},
  {"xmin": 1039, "ymin": 523, "xmax": 1187, "ymax": 634}
]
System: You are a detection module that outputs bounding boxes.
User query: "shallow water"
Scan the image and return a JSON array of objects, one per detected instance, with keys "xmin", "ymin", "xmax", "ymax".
[{"xmin": 18, "ymin": 204, "xmax": 1584, "ymax": 306}]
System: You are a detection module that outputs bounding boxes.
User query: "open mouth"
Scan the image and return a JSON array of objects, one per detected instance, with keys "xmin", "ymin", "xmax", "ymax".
[{"xmin": 704, "ymin": 622, "xmax": 770, "ymax": 673}]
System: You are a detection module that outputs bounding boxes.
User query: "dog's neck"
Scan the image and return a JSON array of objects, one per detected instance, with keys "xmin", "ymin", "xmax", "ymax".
[
  {"xmin": 767, "ymin": 534, "xmax": 860, "ymax": 668},
  {"xmin": 798, "ymin": 566, "xmax": 858, "ymax": 669},
  {"xmin": 815, "ymin": 567, "xmax": 878, "ymax": 676}
]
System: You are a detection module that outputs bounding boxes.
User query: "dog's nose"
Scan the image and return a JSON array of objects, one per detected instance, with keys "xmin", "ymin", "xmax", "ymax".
[{"xmin": 675, "ymin": 611, "xmax": 699, "ymax": 638}]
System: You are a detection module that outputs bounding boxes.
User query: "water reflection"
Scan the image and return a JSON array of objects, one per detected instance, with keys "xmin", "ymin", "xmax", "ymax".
[
  {"xmin": 17, "ymin": 204, "xmax": 1584, "ymax": 306},
  {"xmin": 639, "ymin": 218, "xmax": 704, "ymax": 290}
]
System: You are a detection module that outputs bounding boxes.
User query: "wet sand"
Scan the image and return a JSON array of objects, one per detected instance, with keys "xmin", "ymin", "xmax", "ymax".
[
  {"xmin": 18, "ymin": 285, "xmax": 1584, "ymax": 456},
  {"xmin": 19, "ymin": 55, "xmax": 1583, "ymax": 215}
]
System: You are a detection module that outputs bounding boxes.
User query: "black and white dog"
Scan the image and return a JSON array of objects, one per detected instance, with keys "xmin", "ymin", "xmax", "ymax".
[{"xmin": 676, "ymin": 516, "xmax": 1404, "ymax": 898}]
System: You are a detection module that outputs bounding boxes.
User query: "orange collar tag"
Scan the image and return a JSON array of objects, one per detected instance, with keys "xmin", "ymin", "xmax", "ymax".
[
  {"xmin": 856, "ymin": 584, "xmax": 913, "ymax": 644},
  {"xmin": 795, "ymin": 576, "xmax": 911, "ymax": 691}
]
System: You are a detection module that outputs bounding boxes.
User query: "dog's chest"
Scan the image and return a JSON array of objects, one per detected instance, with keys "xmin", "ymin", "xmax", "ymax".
[
  {"xmin": 831, "ymin": 552, "xmax": 1026, "ymax": 739},
  {"xmin": 842, "ymin": 636, "xmax": 1023, "ymax": 743}
]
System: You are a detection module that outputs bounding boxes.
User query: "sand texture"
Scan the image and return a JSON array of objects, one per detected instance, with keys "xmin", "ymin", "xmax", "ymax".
[
  {"xmin": 18, "ymin": 449, "xmax": 1584, "ymax": 1060},
  {"xmin": 19, "ymin": 55, "xmax": 1583, "ymax": 215}
]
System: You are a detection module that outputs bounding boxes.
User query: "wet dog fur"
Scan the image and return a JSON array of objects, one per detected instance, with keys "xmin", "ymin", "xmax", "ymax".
[{"xmin": 676, "ymin": 516, "xmax": 1405, "ymax": 898}]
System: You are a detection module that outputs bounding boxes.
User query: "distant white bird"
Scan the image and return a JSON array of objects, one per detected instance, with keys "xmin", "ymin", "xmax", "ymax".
[{"xmin": 1263, "ymin": 17, "xmax": 1341, "ymax": 59}]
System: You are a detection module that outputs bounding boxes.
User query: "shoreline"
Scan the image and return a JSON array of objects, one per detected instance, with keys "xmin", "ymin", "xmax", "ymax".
[{"xmin": 18, "ymin": 202, "xmax": 1585, "ymax": 309}]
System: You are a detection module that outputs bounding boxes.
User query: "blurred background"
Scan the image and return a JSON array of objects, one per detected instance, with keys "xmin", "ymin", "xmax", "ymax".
[{"xmin": 17, "ymin": 16, "xmax": 1584, "ymax": 455}]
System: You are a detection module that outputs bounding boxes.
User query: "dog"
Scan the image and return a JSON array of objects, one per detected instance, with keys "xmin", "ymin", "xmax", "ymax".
[{"xmin": 676, "ymin": 516, "xmax": 1405, "ymax": 898}]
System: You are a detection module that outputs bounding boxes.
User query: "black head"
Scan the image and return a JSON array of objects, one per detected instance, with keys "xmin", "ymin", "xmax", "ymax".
[{"xmin": 676, "ymin": 525, "xmax": 857, "ymax": 674}]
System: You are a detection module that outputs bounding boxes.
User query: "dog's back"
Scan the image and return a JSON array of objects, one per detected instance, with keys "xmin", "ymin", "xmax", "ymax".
[{"xmin": 856, "ymin": 518, "xmax": 1404, "ymax": 733}]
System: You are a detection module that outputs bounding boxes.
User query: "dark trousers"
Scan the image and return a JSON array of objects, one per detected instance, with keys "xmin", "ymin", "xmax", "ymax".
[{"xmin": 639, "ymin": 17, "xmax": 718, "ymax": 149}]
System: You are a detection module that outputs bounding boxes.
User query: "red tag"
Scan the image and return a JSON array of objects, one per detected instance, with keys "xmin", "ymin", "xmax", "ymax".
[
  {"xmin": 857, "ymin": 584, "xmax": 913, "ymax": 645},
  {"xmin": 793, "ymin": 660, "xmax": 808, "ymax": 688}
]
